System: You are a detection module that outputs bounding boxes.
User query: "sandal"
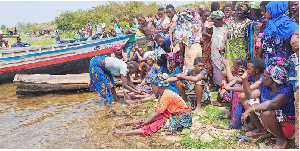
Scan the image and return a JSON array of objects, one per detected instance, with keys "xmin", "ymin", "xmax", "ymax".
[
  {"xmin": 273, "ymin": 140, "xmax": 288, "ymax": 149},
  {"xmin": 245, "ymin": 131, "xmax": 267, "ymax": 137},
  {"xmin": 219, "ymin": 113, "xmax": 231, "ymax": 120}
]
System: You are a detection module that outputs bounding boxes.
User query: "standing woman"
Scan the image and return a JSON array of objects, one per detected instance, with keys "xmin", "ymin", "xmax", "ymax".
[
  {"xmin": 210, "ymin": 11, "xmax": 228, "ymax": 87},
  {"xmin": 261, "ymin": 1, "xmax": 299, "ymax": 63},
  {"xmin": 201, "ymin": 10, "xmax": 214, "ymax": 87},
  {"xmin": 225, "ymin": 4, "xmax": 252, "ymax": 66},
  {"xmin": 89, "ymin": 56, "xmax": 142, "ymax": 106}
]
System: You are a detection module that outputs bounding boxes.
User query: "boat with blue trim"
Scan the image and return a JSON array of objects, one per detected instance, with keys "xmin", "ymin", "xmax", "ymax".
[{"xmin": 0, "ymin": 35, "xmax": 145, "ymax": 82}]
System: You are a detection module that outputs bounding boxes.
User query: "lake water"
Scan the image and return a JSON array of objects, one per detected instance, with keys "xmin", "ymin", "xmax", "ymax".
[{"xmin": 0, "ymin": 83, "xmax": 176, "ymax": 149}]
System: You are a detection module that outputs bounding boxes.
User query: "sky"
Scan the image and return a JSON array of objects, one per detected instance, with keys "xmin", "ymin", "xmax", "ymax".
[{"xmin": 0, "ymin": 1, "xmax": 198, "ymax": 28}]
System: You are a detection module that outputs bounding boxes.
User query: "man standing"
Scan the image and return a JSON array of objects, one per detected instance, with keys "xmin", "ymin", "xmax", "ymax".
[
  {"xmin": 125, "ymin": 19, "xmax": 138, "ymax": 58},
  {"xmin": 95, "ymin": 22, "xmax": 101, "ymax": 34},
  {"xmin": 136, "ymin": 14, "xmax": 156, "ymax": 52}
]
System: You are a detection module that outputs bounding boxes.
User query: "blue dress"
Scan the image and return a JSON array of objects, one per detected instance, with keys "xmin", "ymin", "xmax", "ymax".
[
  {"xmin": 258, "ymin": 84, "xmax": 295, "ymax": 116},
  {"xmin": 167, "ymin": 66, "xmax": 183, "ymax": 94},
  {"xmin": 89, "ymin": 56, "xmax": 128, "ymax": 104}
]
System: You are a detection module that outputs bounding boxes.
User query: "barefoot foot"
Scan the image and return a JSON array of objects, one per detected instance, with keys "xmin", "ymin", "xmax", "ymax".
[
  {"xmin": 113, "ymin": 128, "xmax": 125, "ymax": 137},
  {"xmin": 193, "ymin": 107, "xmax": 201, "ymax": 113}
]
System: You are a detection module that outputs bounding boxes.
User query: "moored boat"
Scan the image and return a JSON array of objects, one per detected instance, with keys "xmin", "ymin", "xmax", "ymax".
[{"xmin": 0, "ymin": 35, "xmax": 145, "ymax": 83}]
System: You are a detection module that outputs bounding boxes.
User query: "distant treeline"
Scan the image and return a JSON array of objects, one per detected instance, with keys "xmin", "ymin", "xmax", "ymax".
[
  {"xmin": 53, "ymin": 1, "xmax": 229, "ymax": 31},
  {"xmin": 3, "ymin": 1, "xmax": 230, "ymax": 34}
]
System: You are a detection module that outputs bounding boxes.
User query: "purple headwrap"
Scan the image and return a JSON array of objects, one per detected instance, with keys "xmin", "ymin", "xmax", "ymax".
[{"xmin": 266, "ymin": 57, "xmax": 291, "ymax": 84}]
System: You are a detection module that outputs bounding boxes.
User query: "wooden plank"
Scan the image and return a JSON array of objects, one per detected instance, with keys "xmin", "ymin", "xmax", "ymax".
[{"xmin": 13, "ymin": 73, "xmax": 141, "ymax": 95}]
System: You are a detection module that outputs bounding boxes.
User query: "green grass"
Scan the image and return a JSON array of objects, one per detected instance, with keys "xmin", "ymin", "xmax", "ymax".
[
  {"xmin": 6, "ymin": 37, "xmax": 55, "ymax": 46},
  {"xmin": 180, "ymin": 133, "xmax": 237, "ymax": 149}
]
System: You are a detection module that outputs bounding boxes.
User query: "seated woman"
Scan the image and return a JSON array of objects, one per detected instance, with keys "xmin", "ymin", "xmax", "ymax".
[
  {"xmin": 224, "ymin": 58, "xmax": 265, "ymax": 129},
  {"xmin": 241, "ymin": 57, "xmax": 295, "ymax": 149},
  {"xmin": 89, "ymin": 56, "xmax": 142, "ymax": 106},
  {"xmin": 123, "ymin": 51, "xmax": 161, "ymax": 104},
  {"xmin": 218, "ymin": 58, "xmax": 247, "ymax": 120},
  {"xmin": 166, "ymin": 52, "xmax": 183, "ymax": 94},
  {"xmin": 113, "ymin": 73, "xmax": 192, "ymax": 137},
  {"xmin": 110, "ymin": 44, "xmax": 128, "ymax": 62},
  {"xmin": 175, "ymin": 57, "xmax": 211, "ymax": 113}
]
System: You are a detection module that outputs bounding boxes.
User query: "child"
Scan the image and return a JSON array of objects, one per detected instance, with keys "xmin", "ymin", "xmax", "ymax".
[
  {"xmin": 175, "ymin": 57, "xmax": 211, "ymax": 113},
  {"xmin": 113, "ymin": 73, "xmax": 192, "ymax": 137}
]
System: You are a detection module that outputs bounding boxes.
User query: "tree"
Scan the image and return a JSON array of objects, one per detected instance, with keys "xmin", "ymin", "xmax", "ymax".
[{"xmin": 1, "ymin": 25, "xmax": 6, "ymax": 30}]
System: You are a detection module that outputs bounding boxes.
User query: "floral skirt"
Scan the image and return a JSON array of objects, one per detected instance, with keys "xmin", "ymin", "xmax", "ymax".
[
  {"xmin": 202, "ymin": 38, "xmax": 212, "ymax": 75},
  {"xmin": 169, "ymin": 108, "xmax": 193, "ymax": 132},
  {"xmin": 89, "ymin": 56, "xmax": 115, "ymax": 104}
]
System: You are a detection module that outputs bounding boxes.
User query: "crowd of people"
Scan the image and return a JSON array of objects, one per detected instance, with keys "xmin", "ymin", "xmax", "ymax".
[{"xmin": 89, "ymin": 1, "xmax": 299, "ymax": 149}]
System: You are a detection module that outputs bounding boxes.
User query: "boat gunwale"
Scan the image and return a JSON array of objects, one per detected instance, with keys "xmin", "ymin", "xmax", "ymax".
[{"xmin": 0, "ymin": 35, "xmax": 134, "ymax": 61}]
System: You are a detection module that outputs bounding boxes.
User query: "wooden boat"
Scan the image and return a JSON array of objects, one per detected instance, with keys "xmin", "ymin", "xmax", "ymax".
[{"xmin": 0, "ymin": 35, "xmax": 145, "ymax": 83}]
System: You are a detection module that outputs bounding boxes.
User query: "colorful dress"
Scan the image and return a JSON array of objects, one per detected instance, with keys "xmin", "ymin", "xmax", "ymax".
[
  {"xmin": 172, "ymin": 9, "xmax": 200, "ymax": 47},
  {"xmin": 157, "ymin": 17, "xmax": 170, "ymax": 38},
  {"xmin": 225, "ymin": 19, "xmax": 252, "ymax": 66},
  {"xmin": 89, "ymin": 56, "xmax": 128, "ymax": 104},
  {"xmin": 183, "ymin": 43, "xmax": 202, "ymax": 72},
  {"xmin": 211, "ymin": 24, "xmax": 227, "ymax": 86},
  {"xmin": 201, "ymin": 25, "xmax": 213, "ymax": 76},
  {"xmin": 156, "ymin": 89, "xmax": 193, "ymax": 132},
  {"xmin": 248, "ymin": 17, "xmax": 265, "ymax": 59}
]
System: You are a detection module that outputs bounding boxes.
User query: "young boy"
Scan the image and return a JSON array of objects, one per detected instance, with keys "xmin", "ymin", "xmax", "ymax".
[{"xmin": 175, "ymin": 57, "xmax": 211, "ymax": 113}]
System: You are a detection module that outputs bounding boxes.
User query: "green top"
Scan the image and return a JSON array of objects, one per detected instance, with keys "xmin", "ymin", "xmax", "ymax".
[
  {"xmin": 125, "ymin": 25, "xmax": 138, "ymax": 42},
  {"xmin": 75, "ymin": 33, "xmax": 80, "ymax": 40}
]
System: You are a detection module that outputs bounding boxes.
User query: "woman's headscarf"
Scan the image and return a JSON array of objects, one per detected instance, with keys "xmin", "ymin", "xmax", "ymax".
[
  {"xmin": 235, "ymin": 2, "xmax": 248, "ymax": 11},
  {"xmin": 210, "ymin": 11, "xmax": 225, "ymax": 19},
  {"xmin": 266, "ymin": 57, "xmax": 291, "ymax": 84},
  {"xmin": 249, "ymin": 1, "xmax": 261, "ymax": 9},
  {"xmin": 144, "ymin": 51, "xmax": 157, "ymax": 61},
  {"xmin": 264, "ymin": 1, "xmax": 299, "ymax": 40},
  {"xmin": 152, "ymin": 72, "xmax": 169, "ymax": 87},
  {"xmin": 166, "ymin": 52, "xmax": 183, "ymax": 63},
  {"xmin": 112, "ymin": 44, "xmax": 122, "ymax": 52}
]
